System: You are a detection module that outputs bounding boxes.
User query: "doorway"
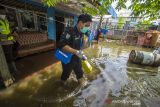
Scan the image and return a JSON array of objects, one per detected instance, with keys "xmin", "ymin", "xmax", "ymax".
[{"xmin": 55, "ymin": 16, "xmax": 64, "ymax": 42}]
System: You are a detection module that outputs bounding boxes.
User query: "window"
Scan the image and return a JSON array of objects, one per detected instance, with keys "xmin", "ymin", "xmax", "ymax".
[
  {"xmin": 21, "ymin": 11, "xmax": 35, "ymax": 30},
  {"xmin": 131, "ymin": 18, "xmax": 136, "ymax": 22},
  {"xmin": 64, "ymin": 16, "xmax": 74, "ymax": 27},
  {"xmin": 37, "ymin": 14, "xmax": 47, "ymax": 32},
  {"xmin": 6, "ymin": 8, "xmax": 18, "ymax": 31}
]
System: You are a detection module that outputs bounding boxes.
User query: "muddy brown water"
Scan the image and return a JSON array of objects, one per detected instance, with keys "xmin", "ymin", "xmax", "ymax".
[{"xmin": 0, "ymin": 40, "xmax": 160, "ymax": 107}]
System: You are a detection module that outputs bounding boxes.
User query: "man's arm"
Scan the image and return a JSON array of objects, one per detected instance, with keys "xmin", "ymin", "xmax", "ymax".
[{"xmin": 62, "ymin": 45, "xmax": 77, "ymax": 54}]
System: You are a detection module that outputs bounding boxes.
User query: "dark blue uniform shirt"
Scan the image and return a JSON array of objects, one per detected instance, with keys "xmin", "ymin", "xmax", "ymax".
[{"xmin": 58, "ymin": 26, "xmax": 83, "ymax": 50}]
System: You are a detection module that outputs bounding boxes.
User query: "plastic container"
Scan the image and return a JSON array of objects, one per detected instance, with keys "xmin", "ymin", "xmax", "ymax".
[
  {"xmin": 54, "ymin": 49, "xmax": 73, "ymax": 64},
  {"xmin": 101, "ymin": 29, "xmax": 108, "ymax": 36},
  {"xmin": 146, "ymin": 30, "xmax": 160, "ymax": 47},
  {"xmin": 82, "ymin": 60, "xmax": 92, "ymax": 73}
]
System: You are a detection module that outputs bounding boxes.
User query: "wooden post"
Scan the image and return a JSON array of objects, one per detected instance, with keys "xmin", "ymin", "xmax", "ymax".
[{"xmin": 0, "ymin": 45, "xmax": 14, "ymax": 87}]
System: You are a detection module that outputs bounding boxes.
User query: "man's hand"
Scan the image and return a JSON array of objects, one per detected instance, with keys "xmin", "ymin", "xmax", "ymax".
[
  {"xmin": 62, "ymin": 45, "xmax": 87, "ymax": 60},
  {"xmin": 76, "ymin": 50, "xmax": 87, "ymax": 60}
]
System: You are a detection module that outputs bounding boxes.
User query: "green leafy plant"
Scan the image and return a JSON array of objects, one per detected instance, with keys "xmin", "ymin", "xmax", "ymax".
[
  {"xmin": 129, "ymin": 0, "xmax": 160, "ymax": 21},
  {"xmin": 42, "ymin": 0, "xmax": 160, "ymax": 22},
  {"xmin": 117, "ymin": 17, "xmax": 125, "ymax": 29},
  {"xmin": 83, "ymin": 0, "xmax": 113, "ymax": 29},
  {"xmin": 135, "ymin": 20, "xmax": 151, "ymax": 30}
]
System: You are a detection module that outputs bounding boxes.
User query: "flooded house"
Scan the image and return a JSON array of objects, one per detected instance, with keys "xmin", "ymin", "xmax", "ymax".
[{"xmin": 0, "ymin": 0, "xmax": 160, "ymax": 107}]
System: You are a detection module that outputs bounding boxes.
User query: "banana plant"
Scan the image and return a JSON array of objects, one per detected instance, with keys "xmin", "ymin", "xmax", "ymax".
[{"xmin": 83, "ymin": 0, "xmax": 114, "ymax": 29}]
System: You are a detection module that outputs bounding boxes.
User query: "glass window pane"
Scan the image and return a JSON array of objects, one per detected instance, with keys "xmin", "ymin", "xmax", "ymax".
[
  {"xmin": 6, "ymin": 8, "xmax": 18, "ymax": 31},
  {"xmin": 37, "ymin": 14, "xmax": 47, "ymax": 32},
  {"xmin": 21, "ymin": 12, "xmax": 35, "ymax": 30}
]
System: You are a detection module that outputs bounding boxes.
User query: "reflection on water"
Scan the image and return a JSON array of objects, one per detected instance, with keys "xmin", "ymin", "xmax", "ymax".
[
  {"xmin": 0, "ymin": 40, "xmax": 160, "ymax": 107},
  {"xmin": 74, "ymin": 41, "xmax": 160, "ymax": 107}
]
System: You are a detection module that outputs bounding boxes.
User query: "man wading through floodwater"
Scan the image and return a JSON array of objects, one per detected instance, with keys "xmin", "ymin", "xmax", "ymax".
[{"xmin": 57, "ymin": 14, "xmax": 92, "ymax": 86}]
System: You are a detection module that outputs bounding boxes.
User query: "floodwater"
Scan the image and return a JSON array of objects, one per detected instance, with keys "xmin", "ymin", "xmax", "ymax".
[{"xmin": 0, "ymin": 40, "xmax": 160, "ymax": 107}]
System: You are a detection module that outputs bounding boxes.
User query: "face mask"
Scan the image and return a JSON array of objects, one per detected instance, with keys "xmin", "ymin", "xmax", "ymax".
[
  {"xmin": 80, "ymin": 27, "xmax": 89, "ymax": 33},
  {"xmin": 0, "ymin": 15, "xmax": 6, "ymax": 20}
]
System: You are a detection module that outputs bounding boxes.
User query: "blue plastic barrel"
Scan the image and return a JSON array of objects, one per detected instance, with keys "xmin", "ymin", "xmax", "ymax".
[{"xmin": 54, "ymin": 49, "xmax": 73, "ymax": 64}]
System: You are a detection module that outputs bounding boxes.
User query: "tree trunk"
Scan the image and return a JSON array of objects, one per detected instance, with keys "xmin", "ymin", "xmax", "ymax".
[
  {"xmin": 105, "ymin": 18, "xmax": 109, "ymax": 29},
  {"xmin": 97, "ymin": 15, "xmax": 103, "ymax": 29}
]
